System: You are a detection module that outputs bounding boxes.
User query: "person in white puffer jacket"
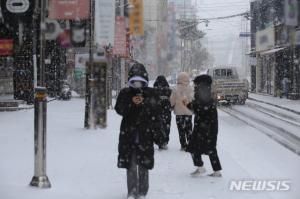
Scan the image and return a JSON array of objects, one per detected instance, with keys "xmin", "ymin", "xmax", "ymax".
[{"xmin": 170, "ymin": 72, "xmax": 194, "ymax": 151}]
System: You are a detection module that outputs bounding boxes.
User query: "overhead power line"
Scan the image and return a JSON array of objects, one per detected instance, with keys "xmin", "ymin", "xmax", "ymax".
[
  {"xmin": 197, "ymin": 11, "xmax": 250, "ymax": 21},
  {"xmin": 177, "ymin": 11, "xmax": 250, "ymax": 30}
]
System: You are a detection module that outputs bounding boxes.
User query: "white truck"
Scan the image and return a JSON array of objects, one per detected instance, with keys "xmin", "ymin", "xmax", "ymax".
[{"xmin": 207, "ymin": 67, "xmax": 249, "ymax": 105}]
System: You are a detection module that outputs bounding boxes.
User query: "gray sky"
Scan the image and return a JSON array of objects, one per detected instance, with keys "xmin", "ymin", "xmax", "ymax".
[{"xmin": 196, "ymin": 0, "xmax": 250, "ymax": 72}]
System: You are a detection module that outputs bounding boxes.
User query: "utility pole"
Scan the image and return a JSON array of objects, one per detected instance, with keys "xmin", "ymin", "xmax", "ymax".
[
  {"xmin": 84, "ymin": 0, "xmax": 95, "ymax": 129},
  {"xmin": 291, "ymin": 28, "xmax": 299, "ymax": 99},
  {"xmin": 30, "ymin": 0, "xmax": 51, "ymax": 188},
  {"xmin": 89, "ymin": 0, "xmax": 95, "ymax": 128},
  {"xmin": 119, "ymin": 0, "xmax": 125, "ymax": 92},
  {"xmin": 32, "ymin": 0, "xmax": 39, "ymax": 88}
]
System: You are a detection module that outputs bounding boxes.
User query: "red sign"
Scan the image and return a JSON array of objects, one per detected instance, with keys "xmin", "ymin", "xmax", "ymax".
[
  {"xmin": 48, "ymin": 0, "xmax": 90, "ymax": 20},
  {"xmin": 0, "ymin": 39, "xmax": 13, "ymax": 56},
  {"xmin": 113, "ymin": 16, "xmax": 127, "ymax": 57}
]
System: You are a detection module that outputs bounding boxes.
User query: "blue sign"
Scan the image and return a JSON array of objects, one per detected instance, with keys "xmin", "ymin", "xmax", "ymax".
[{"xmin": 239, "ymin": 32, "xmax": 251, "ymax": 37}]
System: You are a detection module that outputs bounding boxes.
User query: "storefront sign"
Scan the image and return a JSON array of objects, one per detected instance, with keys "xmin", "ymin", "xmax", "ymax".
[
  {"xmin": 74, "ymin": 68, "xmax": 85, "ymax": 80},
  {"xmin": 6, "ymin": 0, "xmax": 30, "ymax": 13},
  {"xmin": 256, "ymin": 26, "xmax": 275, "ymax": 52},
  {"xmin": 239, "ymin": 32, "xmax": 251, "ymax": 38},
  {"xmin": 113, "ymin": 16, "xmax": 127, "ymax": 57},
  {"xmin": 45, "ymin": 19, "xmax": 62, "ymax": 40},
  {"xmin": 0, "ymin": 0, "xmax": 34, "ymax": 23},
  {"xmin": 95, "ymin": 0, "xmax": 115, "ymax": 47},
  {"xmin": 70, "ymin": 20, "xmax": 86, "ymax": 47},
  {"xmin": 48, "ymin": 0, "xmax": 90, "ymax": 20},
  {"xmin": 75, "ymin": 53, "xmax": 89, "ymax": 69},
  {"xmin": 285, "ymin": 0, "xmax": 298, "ymax": 26},
  {"xmin": 0, "ymin": 39, "xmax": 13, "ymax": 56},
  {"xmin": 129, "ymin": 0, "xmax": 144, "ymax": 36}
]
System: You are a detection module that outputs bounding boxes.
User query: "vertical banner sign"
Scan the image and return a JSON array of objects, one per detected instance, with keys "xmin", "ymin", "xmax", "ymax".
[
  {"xmin": 129, "ymin": 0, "xmax": 144, "ymax": 36},
  {"xmin": 48, "ymin": 0, "xmax": 90, "ymax": 20},
  {"xmin": 113, "ymin": 16, "xmax": 127, "ymax": 57},
  {"xmin": 95, "ymin": 0, "xmax": 115, "ymax": 47},
  {"xmin": 285, "ymin": 0, "xmax": 298, "ymax": 26}
]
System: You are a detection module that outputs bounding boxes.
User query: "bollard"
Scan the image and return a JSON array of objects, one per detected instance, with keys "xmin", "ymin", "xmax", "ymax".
[{"xmin": 30, "ymin": 87, "xmax": 51, "ymax": 188}]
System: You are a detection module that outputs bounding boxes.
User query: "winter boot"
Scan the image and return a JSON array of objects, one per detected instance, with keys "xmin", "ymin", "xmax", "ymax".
[
  {"xmin": 180, "ymin": 146, "xmax": 187, "ymax": 152},
  {"xmin": 208, "ymin": 171, "xmax": 222, "ymax": 177},
  {"xmin": 190, "ymin": 166, "xmax": 206, "ymax": 176},
  {"xmin": 159, "ymin": 143, "xmax": 168, "ymax": 150}
]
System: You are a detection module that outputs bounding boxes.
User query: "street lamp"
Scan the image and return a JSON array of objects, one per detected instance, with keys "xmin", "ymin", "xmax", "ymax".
[{"xmin": 29, "ymin": 0, "xmax": 51, "ymax": 188}]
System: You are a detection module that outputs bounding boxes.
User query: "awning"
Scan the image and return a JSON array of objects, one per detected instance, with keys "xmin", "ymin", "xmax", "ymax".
[
  {"xmin": 246, "ymin": 51, "xmax": 256, "ymax": 56},
  {"xmin": 259, "ymin": 47, "xmax": 286, "ymax": 55}
]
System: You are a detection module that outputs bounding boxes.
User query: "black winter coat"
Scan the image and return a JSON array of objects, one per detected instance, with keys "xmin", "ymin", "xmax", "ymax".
[
  {"xmin": 153, "ymin": 76, "xmax": 172, "ymax": 114},
  {"xmin": 187, "ymin": 99, "xmax": 218, "ymax": 154},
  {"xmin": 154, "ymin": 88, "xmax": 172, "ymax": 113},
  {"xmin": 115, "ymin": 87, "xmax": 164, "ymax": 170}
]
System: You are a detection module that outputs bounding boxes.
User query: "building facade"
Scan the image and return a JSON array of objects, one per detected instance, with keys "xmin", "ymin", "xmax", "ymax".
[{"xmin": 250, "ymin": 0, "xmax": 300, "ymax": 99}]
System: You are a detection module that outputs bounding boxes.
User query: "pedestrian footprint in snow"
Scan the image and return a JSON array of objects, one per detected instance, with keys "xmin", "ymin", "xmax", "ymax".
[
  {"xmin": 187, "ymin": 75, "xmax": 222, "ymax": 177},
  {"xmin": 170, "ymin": 72, "xmax": 194, "ymax": 151},
  {"xmin": 115, "ymin": 63, "xmax": 165, "ymax": 199},
  {"xmin": 154, "ymin": 75, "xmax": 172, "ymax": 150}
]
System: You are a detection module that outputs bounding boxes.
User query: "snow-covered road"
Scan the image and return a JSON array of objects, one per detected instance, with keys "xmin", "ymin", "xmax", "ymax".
[{"xmin": 0, "ymin": 99, "xmax": 299, "ymax": 199}]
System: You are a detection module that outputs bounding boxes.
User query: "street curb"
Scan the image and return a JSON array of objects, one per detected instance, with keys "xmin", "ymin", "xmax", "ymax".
[
  {"xmin": 248, "ymin": 97, "xmax": 300, "ymax": 116},
  {"xmin": 219, "ymin": 107, "xmax": 300, "ymax": 156}
]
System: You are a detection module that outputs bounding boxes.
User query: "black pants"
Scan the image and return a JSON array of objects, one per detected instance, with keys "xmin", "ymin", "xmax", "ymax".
[
  {"xmin": 127, "ymin": 151, "xmax": 149, "ymax": 198},
  {"xmin": 192, "ymin": 148, "xmax": 222, "ymax": 171},
  {"xmin": 162, "ymin": 110, "xmax": 171, "ymax": 144},
  {"xmin": 176, "ymin": 115, "xmax": 192, "ymax": 148}
]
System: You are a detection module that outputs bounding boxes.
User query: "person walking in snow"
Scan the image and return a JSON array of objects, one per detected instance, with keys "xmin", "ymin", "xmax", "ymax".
[
  {"xmin": 282, "ymin": 76, "xmax": 291, "ymax": 98},
  {"xmin": 115, "ymin": 63, "xmax": 165, "ymax": 199},
  {"xmin": 170, "ymin": 72, "xmax": 194, "ymax": 151},
  {"xmin": 153, "ymin": 75, "xmax": 172, "ymax": 150},
  {"xmin": 187, "ymin": 75, "xmax": 222, "ymax": 177}
]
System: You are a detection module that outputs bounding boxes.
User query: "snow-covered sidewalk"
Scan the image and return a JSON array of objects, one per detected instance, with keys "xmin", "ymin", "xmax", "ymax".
[
  {"xmin": 249, "ymin": 93, "xmax": 300, "ymax": 114},
  {"xmin": 0, "ymin": 94, "xmax": 14, "ymax": 101},
  {"xmin": 0, "ymin": 99, "xmax": 300, "ymax": 199}
]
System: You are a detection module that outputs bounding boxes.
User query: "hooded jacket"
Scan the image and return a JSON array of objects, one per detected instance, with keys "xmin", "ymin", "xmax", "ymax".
[
  {"xmin": 115, "ymin": 63, "xmax": 164, "ymax": 169},
  {"xmin": 170, "ymin": 72, "xmax": 194, "ymax": 115},
  {"xmin": 153, "ymin": 76, "xmax": 172, "ymax": 113},
  {"xmin": 187, "ymin": 75, "xmax": 218, "ymax": 154}
]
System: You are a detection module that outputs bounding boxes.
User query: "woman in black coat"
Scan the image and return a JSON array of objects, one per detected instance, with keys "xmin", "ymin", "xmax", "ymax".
[
  {"xmin": 153, "ymin": 75, "xmax": 172, "ymax": 149},
  {"xmin": 187, "ymin": 75, "xmax": 222, "ymax": 177},
  {"xmin": 115, "ymin": 63, "xmax": 164, "ymax": 199}
]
